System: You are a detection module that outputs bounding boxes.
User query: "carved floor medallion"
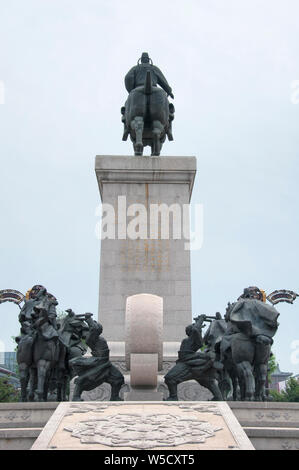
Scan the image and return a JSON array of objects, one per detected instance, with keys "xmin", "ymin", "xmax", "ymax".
[
  {"xmin": 31, "ymin": 402, "xmax": 254, "ymax": 450},
  {"xmin": 64, "ymin": 412, "xmax": 222, "ymax": 449}
]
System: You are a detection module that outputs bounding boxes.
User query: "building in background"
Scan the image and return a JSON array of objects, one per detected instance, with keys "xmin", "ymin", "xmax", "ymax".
[
  {"xmin": 270, "ymin": 364, "xmax": 292, "ymax": 392},
  {"xmin": 0, "ymin": 351, "xmax": 17, "ymax": 374}
]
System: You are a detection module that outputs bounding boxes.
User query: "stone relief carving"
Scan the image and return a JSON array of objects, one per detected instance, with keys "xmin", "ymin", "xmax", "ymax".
[
  {"xmin": 110, "ymin": 359, "xmax": 176, "ymax": 375},
  {"xmin": 281, "ymin": 441, "xmax": 297, "ymax": 450},
  {"xmin": 158, "ymin": 380, "xmax": 213, "ymax": 401},
  {"xmin": 66, "ymin": 403, "xmax": 112, "ymax": 416},
  {"xmin": 0, "ymin": 410, "xmax": 32, "ymax": 423},
  {"xmin": 177, "ymin": 403, "xmax": 222, "ymax": 416},
  {"xmin": 81, "ymin": 383, "xmax": 129, "ymax": 401},
  {"xmin": 66, "ymin": 402, "xmax": 221, "ymax": 415},
  {"xmin": 64, "ymin": 411, "xmax": 222, "ymax": 449},
  {"xmin": 79, "ymin": 379, "xmax": 212, "ymax": 402},
  {"xmin": 255, "ymin": 411, "xmax": 293, "ymax": 422}
]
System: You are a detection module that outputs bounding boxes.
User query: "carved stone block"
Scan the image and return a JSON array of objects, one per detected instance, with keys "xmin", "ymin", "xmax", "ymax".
[
  {"xmin": 125, "ymin": 293, "xmax": 163, "ymax": 370},
  {"xmin": 130, "ymin": 353, "xmax": 158, "ymax": 387}
]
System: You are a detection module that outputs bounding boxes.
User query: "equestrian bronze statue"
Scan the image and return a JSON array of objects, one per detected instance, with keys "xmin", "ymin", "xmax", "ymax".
[{"xmin": 121, "ymin": 52, "xmax": 175, "ymax": 156}]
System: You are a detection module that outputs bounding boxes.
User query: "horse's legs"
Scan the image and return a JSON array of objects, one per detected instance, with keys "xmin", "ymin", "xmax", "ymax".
[
  {"xmin": 254, "ymin": 363, "xmax": 268, "ymax": 401},
  {"xmin": 19, "ymin": 363, "xmax": 29, "ymax": 402},
  {"xmin": 231, "ymin": 372, "xmax": 239, "ymax": 401},
  {"xmin": 36, "ymin": 359, "xmax": 51, "ymax": 401},
  {"xmin": 218, "ymin": 369, "xmax": 231, "ymax": 400},
  {"xmin": 62, "ymin": 375, "xmax": 69, "ymax": 401},
  {"xmin": 236, "ymin": 361, "xmax": 255, "ymax": 401},
  {"xmin": 28, "ymin": 367, "xmax": 37, "ymax": 401},
  {"xmin": 56, "ymin": 369, "xmax": 65, "ymax": 401},
  {"xmin": 43, "ymin": 375, "xmax": 50, "ymax": 402},
  {"xmin": 131, "ymin": 116, "xmax": 144, "ymax": 155},
  {"xmin": 239, "ymin": 375, "xmax": 246, "ymax": 400},
  {"xmin": 254, "ymin": 343, "xmax": 271, "ymax": 401},
  {"xmin": 152, "ymin": 120, "xmax": 164, "ymax": 156}
]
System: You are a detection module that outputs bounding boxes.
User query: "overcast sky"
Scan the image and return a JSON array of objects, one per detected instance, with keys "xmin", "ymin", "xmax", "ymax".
[{"xmin": 0, "ymin": 0, "xmax": 299, "ymax": 374}]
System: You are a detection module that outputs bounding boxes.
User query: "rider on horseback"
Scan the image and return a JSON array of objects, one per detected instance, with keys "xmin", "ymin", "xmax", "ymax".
[
  {"xmin": 122, "ymin": 52, "xmax": 175, "ymax": 153},
  {"xmin": 125, "ymin": 52, "xmax": 174, "ymax": 98}
]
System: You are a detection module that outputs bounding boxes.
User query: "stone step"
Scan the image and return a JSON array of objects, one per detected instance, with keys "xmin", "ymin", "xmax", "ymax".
[
  {"xmin": 0, "ymin": 402, "xmax": 58, "ymax": 429},
  {"xmin": 244, "ymin": 426, "xmax": 299, "ymax": 451},
  {"xmin": 0, "ymin": 427, "xmax": 42, "ymax": 450},
  {"xmin": 229, "ymin": 401, "xmax": 299, "ymax": 428}
]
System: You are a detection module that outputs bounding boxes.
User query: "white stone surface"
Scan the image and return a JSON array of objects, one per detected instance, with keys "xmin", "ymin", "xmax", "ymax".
[
  {"xmin": 31, "ymin": 401, "xmax": 254, "ymax": 450},
  {"xmin": 96, "ymin": 155, "xmax": 196, "ymax": 342},
  {"xmin": 130, "ymin": 353, "xmax": 158, "ymax": 387},
  {"xmin": 125, "ymin": 293, "xmax": 163, "ymax": 370}
]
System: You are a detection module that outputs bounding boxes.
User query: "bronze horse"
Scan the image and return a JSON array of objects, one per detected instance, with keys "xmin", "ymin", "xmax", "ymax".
[
  {"xmin": 122, "ymin": 71, "xmax": 174, "ymax": 156},
  {"xmin": 228, "ymin": 298, "xmax": 279, "ymax": 401},
  {"xmin": 17, "ymin": 293, "xmax": 65, "ymax": 401}
]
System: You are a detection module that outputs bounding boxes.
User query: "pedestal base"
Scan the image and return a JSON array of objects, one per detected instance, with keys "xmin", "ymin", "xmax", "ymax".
[
  {"xmin": 32, "ymin": 401, "xmax": 254, "ymax": 450},
  {"xmin": 124, "ymin": 389, "xmax": 164, "ymax": 401},
  {"xmin": 95, "ymin": 155, "xmax": 196, "ymax": 342}
]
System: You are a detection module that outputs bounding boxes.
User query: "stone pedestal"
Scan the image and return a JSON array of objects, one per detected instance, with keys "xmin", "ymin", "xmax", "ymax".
[
  {"xmin": 95, "ymin": 155, "xmax": 196, "ymax": 344},
  {"xmin": 124, "ymin": 389, "xmax": 164, "ymax": 401}
]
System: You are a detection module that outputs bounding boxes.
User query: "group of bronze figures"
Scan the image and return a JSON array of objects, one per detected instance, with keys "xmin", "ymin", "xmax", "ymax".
[
  {"xmin": 16, "ymin": 285, "xmax": 124, "ymax": 402},
  {"xmin": 16, "ymin": 284, "xmax": 279, "ymax": 403},
  {"xmin": 165, "ymin": 286, "xmax": 279, "ymax": 402}
]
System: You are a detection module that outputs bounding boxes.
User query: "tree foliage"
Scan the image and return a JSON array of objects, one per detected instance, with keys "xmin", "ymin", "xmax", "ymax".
[
  {"xmin": 270, "ymin": 377, "xmax": 299, "ymax": 402},
  {"xmin": 267, "ymin": 353, "xmax": 277, "ymax": 383},
  {"xmin": 0, "ymin": 377, "xmax": 20, "ymax": 402}
]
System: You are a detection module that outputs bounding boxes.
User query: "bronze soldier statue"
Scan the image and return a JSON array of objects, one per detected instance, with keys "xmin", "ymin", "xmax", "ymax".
[
  {"xmin": 70, "ymin": 314, "xmax": 124, "ymax": 401},
  {"xmin": 124, "ymin": 52, "xmax": 174, "ymax": 98},
  {"xmin": 164, "ymin": 314, "xmax": 223, "ymax": 401}
]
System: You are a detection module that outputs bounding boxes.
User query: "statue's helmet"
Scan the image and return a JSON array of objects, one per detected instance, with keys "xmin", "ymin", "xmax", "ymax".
[
  {"xmin": 225, "ymin": 302, "xmax": 234, "ymax": 321},
  {"xmin": 239, "ymin": 286, "xmax": 265, "ymax": 302},
  {"xmin": 185, "ymin": 324, "xmax": 193, "ymax": 336},
  {"xmin": 65, "ymin": 308, "xmax": 74, "ymax": 315},
  {"xmin": 26, "ymin": 284, "xmax": 46, "ymax": 299},
  {"xmin": 139, "ymin": 52, "xmax": 152, "ymax": 65}
]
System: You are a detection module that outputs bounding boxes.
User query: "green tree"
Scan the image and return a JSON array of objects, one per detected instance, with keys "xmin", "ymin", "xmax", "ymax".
[
  {"xmin": 269, "ymin": 389, "xmax": 287, "ymax": 402},
  {"xmin": 283, "ymin": 377, "xmax": 299, "ymax": 402},
  {"xmin": 0, "ymin": 377, "xmax": 20, "ymax": 402},
  {"xmin": 267, "ymin": 353, "xmax": 277, "ymax": 383},
  {"xmin": 270, "ymin": 377, "xmax": 299, "ymax": 402}
]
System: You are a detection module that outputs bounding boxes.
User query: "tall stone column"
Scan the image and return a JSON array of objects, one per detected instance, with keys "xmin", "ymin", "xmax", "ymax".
[{"xmin": 95, "ymin": 155, "xmax": 196, "ymax": 352}]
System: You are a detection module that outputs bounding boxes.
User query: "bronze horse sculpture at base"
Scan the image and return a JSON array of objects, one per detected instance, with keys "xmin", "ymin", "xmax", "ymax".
[{"xmin": 16, "ymin": 286, "xmax": 66, "ymax": 402}]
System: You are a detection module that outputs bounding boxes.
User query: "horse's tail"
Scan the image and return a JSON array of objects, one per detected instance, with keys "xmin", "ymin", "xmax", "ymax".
[{"xmin": 144, "ymin": 70, "xmax": 152, "ymax": 95}]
